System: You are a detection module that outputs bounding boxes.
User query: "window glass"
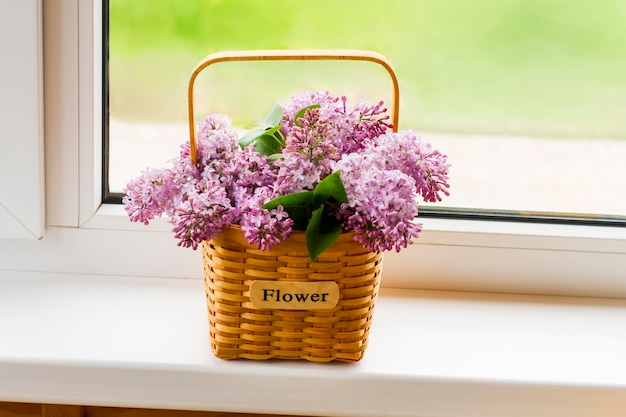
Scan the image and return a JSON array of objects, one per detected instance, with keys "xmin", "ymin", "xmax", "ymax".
[{"xmin": 108, "ymin": 0, "xmax": 626, "ymax": 220}]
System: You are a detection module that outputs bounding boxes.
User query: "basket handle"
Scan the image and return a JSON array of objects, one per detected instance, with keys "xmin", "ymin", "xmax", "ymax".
[{"xmin": 187, "ymin": 49, "xmax": 400, "ymax": 165}]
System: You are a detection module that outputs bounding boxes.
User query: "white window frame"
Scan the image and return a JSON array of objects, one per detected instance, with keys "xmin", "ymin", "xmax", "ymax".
[
  {"xmin": 0, "ymin": 0, "xmax": 624, "ymax": 298},
  {"xmin": 0, "ymin": 0, "xmax": 44, "ymax": 240}
]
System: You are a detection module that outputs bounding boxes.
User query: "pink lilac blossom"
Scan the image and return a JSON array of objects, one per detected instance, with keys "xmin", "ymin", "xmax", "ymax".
[
  {"xmin": 178, "ymin": 114, "xmax": 241, "ymax": 187},
  {"xmin": 220, "ymin": 147, "xmax": 277, "ymax": 223},
  {"xmin": 280, "ymin": 91, "xmax": 393, "ymax": 157},
  {"xmin": 333, "ymin": 97, "xmax": 393, "ymax": 154},
  {"xmin": 240, "ymin": 206, "xmax": 294, "ymax": 251},
  {"xmin": 279, "ymin": 91, "xmax": 340, "ymax": 137},
  {"xmin": 274, "ymin": 158, "xmax": 322, "ymax": 195},
  {"xmin": 179, "ymin": 114, "xmax": 239, "ymax": 163},
  {"xmin": 274, "ymin": 108, "xmax": 338, "ymax": 195},
  {"xmin": 224, "ymin": 146, "xmax": 277, "ymax": 196},
  {"xmin": 123, "ymin": 91, "xmax": 450, "ymax": 255},
  {"xmin": 335, "ymin": 154, "xmax": 421, "ymax": 252},
  {"xmin": 196, "ymin": 114, "xmax": 239, "ymax": 151},
  {"xmin": 228, "ymin": 185, "xmax": 274, "ymax": 224},
  {"xmin": 365, "ymin": 131, "xmax": 451, "ymax": 202},
  {"xmin": 122, "ymin": 168, "xmax": 179, "ymax": 224},
  {"xmin": 171, "ymin": 181, "xmax": 232, "ymax": 249}
]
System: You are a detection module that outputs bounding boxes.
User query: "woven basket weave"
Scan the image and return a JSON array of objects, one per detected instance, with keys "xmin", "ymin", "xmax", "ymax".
[
  {"xmin": 189, "ymin": 50, "xmax": 399, "ymax": 361},
  {"xmin": 202, "ymin": 226, "xmax": 383, "ymax": 362}
]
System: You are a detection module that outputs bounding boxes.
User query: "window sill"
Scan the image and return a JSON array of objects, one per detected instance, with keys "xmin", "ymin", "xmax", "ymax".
[
  {"xmin": 87, "ymin": 203, "xmax": 626, "ymax": 253},
  {"xmin": 1, "ymin": 271, "xmax": 625, "ymax": 416},
  {"xmin": 68, "ymin": 203, "xmax": 626, "ymax": 299}
]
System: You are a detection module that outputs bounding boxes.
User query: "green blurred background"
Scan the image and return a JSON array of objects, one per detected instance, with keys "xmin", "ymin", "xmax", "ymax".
[{"xmin": 109, "ymin": 0, "xmax": 626, "ymax": 138}]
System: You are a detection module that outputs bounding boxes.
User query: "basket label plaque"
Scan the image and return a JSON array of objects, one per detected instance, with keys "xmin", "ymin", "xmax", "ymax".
[{"xmin": 249, "ymin": 281, "xmax": 339, "ymax": 310}]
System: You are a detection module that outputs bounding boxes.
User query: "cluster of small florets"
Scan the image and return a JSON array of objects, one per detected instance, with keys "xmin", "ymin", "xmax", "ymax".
[
  {"xmin": 274, "ymin": 108, "xmax": 338, "ymax": 194},
  {"xmin": 123, "ymin": 91, "xmax": 450, "ymax": 253}
]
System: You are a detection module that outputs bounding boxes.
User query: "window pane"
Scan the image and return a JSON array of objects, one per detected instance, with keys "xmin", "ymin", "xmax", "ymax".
[{"xmin": 108, "ymin": 0, "xmax": 626, "ymax": 219}]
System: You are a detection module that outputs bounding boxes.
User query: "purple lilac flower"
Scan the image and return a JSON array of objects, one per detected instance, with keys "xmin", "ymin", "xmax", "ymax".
[
  {"xmin": 366, "ymin": 131, "xmax": 451, "ymax": 202},
  {"xmin": 179, "ymin": 114, "xmax": 238, "ymax": 160},
  {"xmin": 273, "ymin": 158, "xmax": 322, "ymax": 195},
  {"xmin": 170, "ymin": 181, "xmax": 233, "ymax": 250},
  {"xmin": 123, "ymin": 168, "xmax": 179, "ymax": 224},
  {"xmin": 224, "ymin": 146, "xmax": 277, "ymax": 198},
  {"xmin": 333, "ymin": 97, "xmax": 393, "ymax": 154},
  {"xmin": 196, "ymin": 113, "xmax": 239, "ymax": 149},
  {"xmin": 280, "ymin": 91, "xmax": 392, "ymax": 157},
  {"xmin": 173, "ymin": 115, "xmax": 242, "ymax": 204},
  {"xmin": 228, "ymin": 185, "xmax": 275, "ymax": 225},
  {"xmin": 335, "ymin": 154, "xmax": 421, "ymax": 253},
  {"xmin": 124, "ymin": 91, "xmax": 450, "ymax": 255},
  {"xmin": 274, "ymin": 108, "xmax": 338, "ymax": 194},
  {"xmin": 280, "ymin": 91, "xmax": 340, "ymax": 137},
  {"xmin": 240, "ymin": 206, "xmax": 294, "ymax": 251},
  {"xmin": 178, "ymin": 114, "xmax": 240, "ymax": 185}
]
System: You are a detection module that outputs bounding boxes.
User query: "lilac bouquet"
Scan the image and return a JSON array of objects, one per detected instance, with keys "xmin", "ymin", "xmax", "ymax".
[{"xmin": 123, "ymin": 91, "xmax": 450, "ymax": 260}]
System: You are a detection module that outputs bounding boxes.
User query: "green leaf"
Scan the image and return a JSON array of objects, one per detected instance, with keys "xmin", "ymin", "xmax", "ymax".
[
  {"xmin": 262, "ymin": 191, "xmax": 314, "ymax": 210},
  {"xmin": 254, "ymin": 134, "xmax": 285, "ymax": 156},
  {"xmin": 294, "ymin": 104, "xmax": 321, "ymax": 128},
  {"xmin": 239, "ymin": 105, "xmax": 285, "ymax": 149},
  {"xmin": 270, "ymin": 127, "xmax": 286, "ymax": 146},
  {"xmin": 239, "ymin": 124, "xmax": 283, "ymax": 149},
  {"xmin": 262, "ymin": 191, "xmax": 314, "ymax": 230},
  {"xmin": 282, "ymin": 206, "xmax": 310, "ymax": 230},
  {"xmin": 238, "ymin": 128, "xmax": 267, "ymax": 148},
  {"xmin": 313, "ymin": 170, "xmax": 348, "ymax": 207},
  {"xmin": 258, "ymin": 105, "xmax": 284, "ymax": 127},
  {"xmin": 305, "ymin": 204, "xmax": 342, "ymax": 261}
]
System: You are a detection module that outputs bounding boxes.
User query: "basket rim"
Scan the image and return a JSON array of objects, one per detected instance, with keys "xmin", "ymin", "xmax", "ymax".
[{"xmin": 208, "ymin": 224, "xmax": 368, "ymax": 252}]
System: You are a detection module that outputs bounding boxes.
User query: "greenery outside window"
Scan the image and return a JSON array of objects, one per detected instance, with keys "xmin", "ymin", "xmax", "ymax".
[{"xmin": 106, "ymin": 0, "xmax": 626, "ymax": 227}]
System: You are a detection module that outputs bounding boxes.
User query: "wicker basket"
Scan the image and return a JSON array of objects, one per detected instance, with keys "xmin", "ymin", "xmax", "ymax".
[
  {"xmin": 188, "ymin": 50, "xmax": 400, "ymax": 362},
  {"xmin": 203, "ymin": 226, "xmax": 383, "ymax": 361}
]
